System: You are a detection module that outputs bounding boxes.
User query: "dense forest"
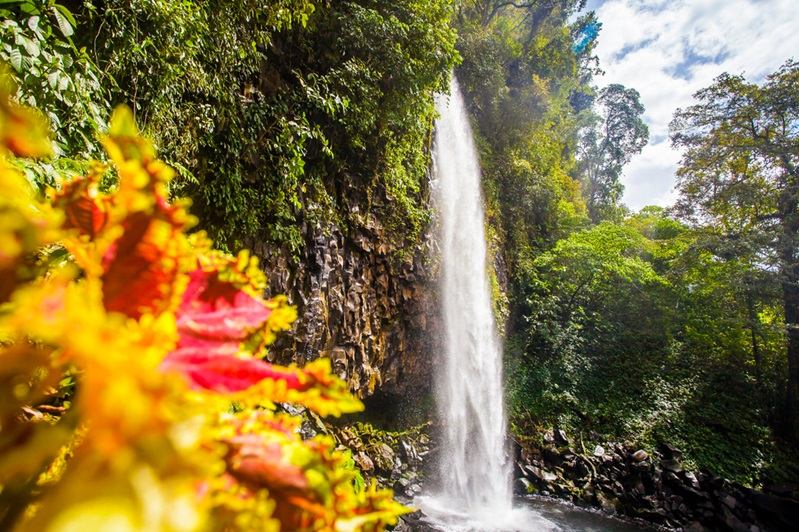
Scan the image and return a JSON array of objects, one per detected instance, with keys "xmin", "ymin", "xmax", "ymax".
[{"xmin": 1, "ymin": 0, "xmax": 798, "ymax": 530}]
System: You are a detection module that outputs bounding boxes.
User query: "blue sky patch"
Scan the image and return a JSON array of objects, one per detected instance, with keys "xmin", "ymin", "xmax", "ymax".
[{"xmin": 668, "ymin": 44, "xmax": 730, "ymax": 81}]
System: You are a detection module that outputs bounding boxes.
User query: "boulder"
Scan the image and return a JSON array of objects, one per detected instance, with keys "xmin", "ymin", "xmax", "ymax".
[
  {"xmin": 554, "ymin": 429, "xmax": 570, "ymax": 446},
  {"xmin": 371, "ymin": 442, "xmax": 395, "ymax": 473},
  {"xmin": 393, "ymin": 476, "xmax": 410, "ymax": 495},
  {"xmin": 543, "ymin": 446, "xmax": 563, "ymax": 465},
  {"xmin": 542, "ymin": 471, "xmax": 558, "ymax": 483},
  {"xmin": 400, "ymin": 438, "xmax": 420, "ymax": 463},
  {"xmin": 523, "ymin": 464, "xmax": 558, "ymax": 484},
  {"xmin": 721, "ymin": 505, "xmax": 750, "ymax": 532},
  {"xmin": 661, "ymin": 459, "xmax": 683, "ymax": 474},
  {"xmin": 596, "ymin": 492, "xmax": 618, "ymax": 513},
  {"xmin": 631, "ymin": 449, "xmax": 648, "ymax": 462},
  {"xmin": 658, "ymin": 442, "xmax": 683, "ymax": 460},
  {"xmin": 514, "ymin": 477, "xmax": 534, "ymax": 495},
  {"xmin": 354, "ymin": 452, "xmax": 374, "ymax": 472},
  {"xmin": 593, "ymin": 445, "xmax": 605, "ymax": 457}
]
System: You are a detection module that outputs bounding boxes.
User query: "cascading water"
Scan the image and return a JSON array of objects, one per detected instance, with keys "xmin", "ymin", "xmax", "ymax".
[
  {"xmin": 432, "ymin": 76, "xmax": 511, "ymax": 511},
  {"xmin": 417, "ymin": 77, "xmax": 554, "ymax": 531}
]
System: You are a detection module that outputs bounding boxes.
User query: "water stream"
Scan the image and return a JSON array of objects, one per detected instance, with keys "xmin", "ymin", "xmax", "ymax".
[
  {"xmin": 416, "ymin": 77, "xmax": 551, "ymax": 530},
  {"xmin": 416, "ymin": 78, "xmax": 646, "ymax": 532},
  {"xmin": 431, "ymin": 76, "xmax": 510, "ymax": 511}
]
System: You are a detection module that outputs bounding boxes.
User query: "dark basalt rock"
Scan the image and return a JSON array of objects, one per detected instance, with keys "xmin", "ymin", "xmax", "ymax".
[
  {"xmin": 513, "ymin": 428, "xmax": 799, "ymax": 531},
  {"xmin": 661, "ymin": 459, "xmax": 683, "ymax": 474},
  {"xmin": 746, "ymin": 489, "xmax": 799, "ymax": 531},
  {"xmin": 632, "ymin": 449, "xmax": 649, "ymax": 462},
  {"xmin": 515, "ymin": 477, "xmax": 534, "ymax": 494},
  {"xmin": 251, "ymin": 207, "xmax": 442, "ymax": 400},
  {"xmin": 394, "ymin": 510, "xmax": 444, "ymax": 532},
  {"xmin": 311, "ymin": 407, "xmax": 794, "ymax": 532},
  {"xmin": 543, "ymin": 445, "xmax": 564, "ymax": 465},
  {"xmin": 554, "ymin": 428, "xmax": 570, "ymax": 446}
]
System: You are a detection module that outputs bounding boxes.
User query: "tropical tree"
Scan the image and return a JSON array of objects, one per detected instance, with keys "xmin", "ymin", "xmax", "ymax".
[
  {"xmin": 578, "ymin": 83, "xmax": 649, "ymax": 222},
  {"xmin": 670, "ymin": 59, "xmax": 799, "ymax": 440}
]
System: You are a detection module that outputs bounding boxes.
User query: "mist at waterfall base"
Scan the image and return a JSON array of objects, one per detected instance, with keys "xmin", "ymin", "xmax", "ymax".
[
  {"xmin": 415, "ymin": 80, "xmax": 649, "ymax": 532},
  {"xmin": 413, "ymin": 78, "xmax": 553, "ymax": 531}
]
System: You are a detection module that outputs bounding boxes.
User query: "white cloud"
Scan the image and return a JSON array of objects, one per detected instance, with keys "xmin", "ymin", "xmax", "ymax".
[{"xmin": 592, "ymin": 0, "xmax": 799, "ymax": 211}]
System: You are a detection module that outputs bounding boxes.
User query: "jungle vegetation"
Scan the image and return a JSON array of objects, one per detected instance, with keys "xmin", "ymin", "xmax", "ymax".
[
  {"xmin": 2, "ymin": 0, "xmax": 797, "ymax": 494},
  {"xmin": 454, "ymin": 1, "xmax": 798, "ymax": 485}
]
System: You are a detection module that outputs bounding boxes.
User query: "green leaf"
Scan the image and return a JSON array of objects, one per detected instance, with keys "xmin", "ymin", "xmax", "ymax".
[
  {"xmin": 54, "ymin": 4, "xmax": 77, "ymax": 28},
  {"xmin": 18, "ymin": 1, "xmax": 38, "ymax": 15},
  {"xmin": 8, "ymin": 47, "xmax": 22, "ymax": 72},
  {"xmin": 51, "ymin": 5, "xmax": 73, "ymax": 37},
  {"xmin": 47, "ymin": 69, "xmax": 58, "ymax": 88},
  {"xmin": 20, "ymin": 35, "xmax": 39, "ymax": 57}
]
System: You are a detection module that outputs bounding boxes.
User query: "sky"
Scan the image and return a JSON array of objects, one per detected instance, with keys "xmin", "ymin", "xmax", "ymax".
[{"xmin": 586, "ymin": 0, "xmax": 799, "ymax": 211}]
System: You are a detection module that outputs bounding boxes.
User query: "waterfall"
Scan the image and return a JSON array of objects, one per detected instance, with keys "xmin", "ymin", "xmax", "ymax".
[
  {"xmin": 418, "ymin": 77, "xmax": 554, "ymax": 532},
  {"xmin": 433, "ymin": 76, "xmax": 511, "ymax": 512}
]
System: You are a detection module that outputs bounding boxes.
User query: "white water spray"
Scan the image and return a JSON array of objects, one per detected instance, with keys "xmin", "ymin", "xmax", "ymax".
[
  {"xmin": 432, "ymin": 76, "xmax": 511, "ymax": 511},
  {"xmin": 417, "ymin": 78, "xmax": 554, "ymax": 531}
]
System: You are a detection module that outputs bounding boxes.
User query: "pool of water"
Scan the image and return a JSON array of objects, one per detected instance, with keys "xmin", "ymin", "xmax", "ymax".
[
  {"xmin": 523, "ymin": 496, "xmax": 651, "ymax": 531},
  {"xmin": 410, "ymin": 495, "xmax": 652, "ymax": 531}
]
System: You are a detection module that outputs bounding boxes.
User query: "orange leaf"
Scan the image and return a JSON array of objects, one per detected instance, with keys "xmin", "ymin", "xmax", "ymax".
[
  {"xmin": 52, "ymin": 177, "xmax": 109, "ymax": 238},
  {"xmin": 101, "ymin": 211, "xmax": 183, "ymax": 318}
]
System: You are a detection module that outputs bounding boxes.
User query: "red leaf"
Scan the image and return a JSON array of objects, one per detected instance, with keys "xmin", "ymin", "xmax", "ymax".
[
  {"xmin": 176, "ymin": 269, "xmax": 271, "ymax": 344},
  {"xmin": 225, "ymin": 433, "xmax": 308, "ymax": 492},
  {"xmin": 161, "ymin": 351, "xmax": 302, "ymax": 393},
  {"xmin": 163, "ymin": 262, "xmax": 306, "ymax": 395},
  {"xmin": 171, "ymin": 267, "xmax": 275, "ymax": 362}
]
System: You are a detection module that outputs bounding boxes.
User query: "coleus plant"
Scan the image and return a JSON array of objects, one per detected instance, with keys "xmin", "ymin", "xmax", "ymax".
[{"xmin": 0, "ymin": 69, "xmax": 407, "ymax": 531}]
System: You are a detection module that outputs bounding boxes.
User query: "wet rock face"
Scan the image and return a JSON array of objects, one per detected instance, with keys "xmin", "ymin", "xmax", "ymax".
[
  {"xmin": 514, "ymin": 430, "xmax": 799, "ymax": 531},
  {"xmin": 249, "ymin": 212, "xmax": 441, "ymax": 398}
]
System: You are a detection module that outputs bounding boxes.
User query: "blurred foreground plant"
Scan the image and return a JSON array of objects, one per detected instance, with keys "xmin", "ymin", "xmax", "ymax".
[{"xmin": 0, "ymin": 69, "xmax": 406, "ymax": 531}]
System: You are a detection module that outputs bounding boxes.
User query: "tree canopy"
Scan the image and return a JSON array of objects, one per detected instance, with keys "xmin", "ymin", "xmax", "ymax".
[
  {"xmin": 671, "ymin": 60, "xmax": 799, "ymax": 440},
  {"xmin": 578, "ymin": 83, "xmax": 649, "ymax": 222}
]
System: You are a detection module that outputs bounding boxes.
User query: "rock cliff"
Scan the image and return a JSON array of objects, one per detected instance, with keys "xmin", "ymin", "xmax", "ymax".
[{"xmin": 250, "ymin": 206, "xmax": 441, "ymax": 399}]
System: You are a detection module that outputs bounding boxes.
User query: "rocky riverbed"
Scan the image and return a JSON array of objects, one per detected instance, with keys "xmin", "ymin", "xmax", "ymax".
[
  {"xmin": 287, "ymin": 407, "xmax": 798, "ymax": 531},
  {"xmin": 512, "ymin": 429, "xmax": 798, "ymax": 532}
]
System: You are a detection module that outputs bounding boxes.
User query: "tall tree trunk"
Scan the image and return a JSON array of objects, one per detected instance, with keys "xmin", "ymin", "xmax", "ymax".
[
  {"xmin": 783, "ymin": 274, "xmax": 799, "ymax": 441},
  {"xmin": 746, "ymin": 286, "xmax": 762, "ymax": 385},
  {"xmin": 781, "ymin": 206, "xmax": 799, "ymax": 441}
]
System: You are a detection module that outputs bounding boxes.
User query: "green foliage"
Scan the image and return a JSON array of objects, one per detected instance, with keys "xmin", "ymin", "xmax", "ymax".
[
  {"xmin": 2, "ymin": 1, "xmax": 457, "ymax": 254},
  {"xmin": 577, "ymin": 83, "xmax": 648, "ymax": 222},
  {"xmin": 77, "ymin": 0, "xmax": 319, "ymax": 251},
  {"xmin": 510, "ymin": 208, "xmax": 789, "ymax": 484},
  {"xmin": 75, "ymin": 0, "xmax": 457, "ymax": 254},
  {"xmin": 473, "ymin": 30, "xmax": 797, "ymax": 482},
  {"xmin": 0, "ymin": 1, "xmax": 109, "ymax": 187},
  {"xmin": 671, "ymin": 60, "xmax": 799, "ymax": 441},
  {"xmin": 455, "ymin": 0, "xmax": 592, "ymax": 277}
]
